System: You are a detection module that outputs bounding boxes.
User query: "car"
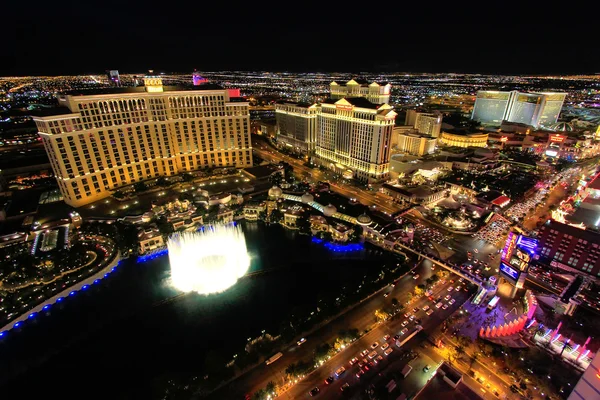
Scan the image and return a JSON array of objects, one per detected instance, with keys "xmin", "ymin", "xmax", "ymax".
[
  {"xmin": 442, "ymin": 304, "xmax": 449, "ymax": 310},
  {"xmin": 459, "ymin": 277, "xmax": 464, "ymax": 283},
  {"xmin": 464, "ymin": 287, "xmax": 469, "ymax": 292},
  {"xmin": 341, "ymin": 383, "xmax": 350, "ymax": 392},
  {"xmin": 426, "ymin": 309, "xmax": 434, "ymax": 316},
  {"xmin": 370, "ymin": 342, "xmax": 379, "ymax": 349},
  {"xmin": 422, "ymin": 305, "xmax": 430, "ymax": 311},
  {"xmin": 404, "ymin": 312, "xmax": 411, "ymax": 318},
  {"xmin": 310, "ymin": 387, "xmax": 320, "ymax": 396},
  {"xmin": 325, "ymin": 376, "xmax": 334, "ymax": 384},
  {"xmin": 402, "ymin": 320, "xmax": 409, "ymax": 326},
  {"xmin": 358, "ymin": 359, "xmax": 367, "ymax": 368},
  {"xmin": 450, "ymin": 279, "xmax": 455, "ymax": 284},
  {"xmin": 409, "ymin": 315, "xmax": 415, "ymax": 321},
  {"xmin": 423, "ymin": 364, "xmax": 431, "ymax": 372},
  {"xmin": 360, "ymin": 349, "xmax": 369, "ymax": 357},
  {"xmin": 335, "ymin": 367, "xmax": 346, "ymax": 377},
  {"xmin": 376, "ymin": 354, "xmax": 384, "ymax": 363},
  {"xmin": 401, "ymin": 328, "xmax": 409, "ymax": 335},
  {"xmin": 368, "ymin": 350, "xmax": 377, "ymax": 359},
  {"xmin": 356, "ymin": 369, "xmax": 365, "ymax": 378},
  {"xmin": 509, "ymin": 384, "xmax": 519, "ymax": 393},
  {"xmin": 383, "ymin": 334, "xmax": 391, "ymax": 341},
  {"xmin": 391, "ymin": 282, "xmax": 396, "ymax": 287},
  {"xmin": 412, "ymin": 307, "xmax": 419, "ymax": 313},
  {"xmin": 413, "ymin": 274, "xmax": 419, "ymax": 280},
  {"xmin": 447, "ymin": 286, "xmax": 454, "ymax": 292},
  {"xmin": 349, "ymin": 357, "xmax": 359, "ymax": 366},
  {"xmin": 381, "ymin": 343, "xmax": 390, "ymax": 351},
  {"xmin": 368, "ymin": 361, "xmax": 376, "ymax": 368},
  {"xmin": 384, "ymin": 293, "xmax": 389, "ymax": 297},
  {"xmin": 297, "ymin": 337, "xmax": 307, "ymax": 346},
  {"xmin": 393, "ymin": 334, "xmax": 400, "ymax": 341},
  {"xmin": 455, "ymin": 286, "xmax": 461, "ymax": 292},
  {"xmin": 444, "ymin": 295, "xmax": 451, "ymax": 301},
  {"xmin": 363, "ymin": 363, "xmax": 370, "ymax": 371},
  {"xmin": 384, "ymin": 347, "xmax": 393, "ymax": 356},
  {"xmin": 436, "ymin": 302, "xmax": 443, "ymax": 309}
]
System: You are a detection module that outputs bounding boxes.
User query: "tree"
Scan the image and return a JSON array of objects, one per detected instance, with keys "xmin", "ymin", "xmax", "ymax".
[
  {"xmin": 133, "ymin": 181, "xmax": 148, "ymax": 193},
  {"xmin": 156, "ymin": 176, "xmax": 169, "ymax": 187},
  {"xmin": 375, "ymin": 309, "xmax": 390, "ymax": 323},
  {"xmin": 296, "ymin": 216, "xmax": 311, "ymax": 235},
  {"xmin": 265, "ymin": 381, "xmax": 276, "ymax": 397},
  {"xmin": 469, "ymin": 353, "xmax": 479, "ymax": 371},
  {"xmin": 414, "ymin": 285, "xmax": 425, "ymax": 297},
  {"xmin": 349, "ymin": 225, "xmax": 363, "ymax": 243},
  {"xmin": 269, "ymin": 209, "xmax": 283, "ymax": 224},
  {"xmin": 181, "ymin": 173, "xmax": 195, "ymax": 182},
  {"xmin": 391, "ymin": 298, "xmax": 399, "ymax": 308},
  {"xmin": 285, "ymin": 363, "xmax": 297, "ymax": 378},
  {"xmin": 455, "ymin": 345, "xmax": 466, "ymax": 360},
  {"xmin": 314, "ymin": 343, "xmax": 332, "ymax": 361}
]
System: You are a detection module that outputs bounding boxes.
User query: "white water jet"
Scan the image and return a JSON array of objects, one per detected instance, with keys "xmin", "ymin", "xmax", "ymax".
[{"xmin": 167, "ymin": 224, "xmax": 250, "ymax": 295}]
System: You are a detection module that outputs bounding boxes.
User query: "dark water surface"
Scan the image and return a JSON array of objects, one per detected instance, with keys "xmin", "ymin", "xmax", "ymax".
[{"xmin": 0, "ymin": 221, "xmax": 398, "ymax": 399}]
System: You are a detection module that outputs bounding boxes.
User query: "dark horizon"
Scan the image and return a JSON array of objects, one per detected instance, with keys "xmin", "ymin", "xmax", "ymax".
[{"xmin": 3, "ymin": 3, "xmax": 599, "ymax": 77}]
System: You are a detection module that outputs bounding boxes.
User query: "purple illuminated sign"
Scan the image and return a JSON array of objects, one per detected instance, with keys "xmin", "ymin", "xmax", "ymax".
[
  {"xmin": 500, "ymin": 262, "xmax": 519, "ymax": 281},
  {"xmin": 516, "ymin": 235, "xmax": 538, "ymax": 254}
]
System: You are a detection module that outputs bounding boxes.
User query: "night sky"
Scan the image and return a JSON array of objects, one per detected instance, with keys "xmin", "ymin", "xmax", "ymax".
[{"xmin": 3, "ymin": 3, "xmax": 598, "ymax": 76}]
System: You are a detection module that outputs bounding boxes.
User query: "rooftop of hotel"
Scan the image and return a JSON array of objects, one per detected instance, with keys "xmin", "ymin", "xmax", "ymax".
[
  {"xmin": 321, "ymin": 97, "xmax": 380, "ymax": 109},
  {"xmin": 60, "ymin": 83, "xmax": 226, "ymax": 96}
]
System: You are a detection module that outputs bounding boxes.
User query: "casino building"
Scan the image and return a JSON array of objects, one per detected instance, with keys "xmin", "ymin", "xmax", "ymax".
[{"xmin": 35, "ymin": 77, "xmax": 252, "ymax": 207}]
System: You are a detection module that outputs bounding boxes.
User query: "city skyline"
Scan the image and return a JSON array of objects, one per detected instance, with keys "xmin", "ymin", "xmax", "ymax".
[{"xmin": 4, "ymin": 4, "xmax": 600, "ymax": 76}]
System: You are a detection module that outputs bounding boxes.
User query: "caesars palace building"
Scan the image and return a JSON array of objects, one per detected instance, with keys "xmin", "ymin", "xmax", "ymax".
[{"xmin": 34, "ymin": 78, "xmax": 252, "ymax": 207}]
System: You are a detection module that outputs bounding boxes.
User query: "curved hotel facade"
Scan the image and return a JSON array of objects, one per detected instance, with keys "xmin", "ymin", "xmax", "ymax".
[{"xmin": 35, "ymin": 78, "xmax": 252, "ymax": 207}]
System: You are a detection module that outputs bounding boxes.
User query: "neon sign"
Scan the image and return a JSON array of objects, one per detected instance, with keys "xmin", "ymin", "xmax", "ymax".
[
  {"xmin": 500, "ymin": 262, "xmax": 519, "ymax": 281},
  {"xmin": 550, "ymin": 135, "xmax": 565, "ymax": 143},
  {"xmin": 502, "ymin": 232, "xmax": 517, "ymax": 261}
]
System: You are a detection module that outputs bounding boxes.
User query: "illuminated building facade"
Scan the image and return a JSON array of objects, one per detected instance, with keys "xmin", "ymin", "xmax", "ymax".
[
  {"xmin": 537, "ymin": 220, "xmax": 600, "ymax": 277},
  {"xmin": 414, "ymin": 112, "xmax": 442, "ymax": 137},
  {"xmin": 472, "ymin": 90, "xmax": 566, "ymax": 127},
  {"xmin": 568, "ymin": 351, "xmax": 600, "ymax": 400},
  {"xmin": 330, "ymin": 79, "xmax": 391, "ymax": 105},
  {"xmin": 392, "ymin": 131, "xmax": 436, "ymax": 156},
  {"xmin": 439, "ymin": 131, "xmax": 488, "ymax": 148},
  {"xmin": 35, "ymin": 78, "xmax": 252, "ymax": 207},
  {"xmin": 275, "ymin": 101, "xmax": 318, "ymax": 154},
  {"xmin": 316, "ymin": 97, "xmax": 397, "ymax": 182}
]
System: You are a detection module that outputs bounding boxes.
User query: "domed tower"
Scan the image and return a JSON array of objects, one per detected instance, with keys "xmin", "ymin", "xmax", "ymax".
[
  {"xmin": 268, "ymin": 186, "xmax": 283, "ymax": 200},
  {"xmin": 356, "ymin": 213, "xmax": 372, "ymax": 227},
  {"xmin": 301, "ymin": 192, "xmax": 314, "ymax": 204},
  {"xmin": 323, "ymin": 204, "xmax": 337, "ymax": 217}
]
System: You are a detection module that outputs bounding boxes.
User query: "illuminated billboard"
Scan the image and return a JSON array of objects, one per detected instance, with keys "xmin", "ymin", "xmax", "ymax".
[
  {"xmin": 545, "ymin": 150, "xmax": 558, "ymax": 157},
  {"xmin": 500, "ymin": 262, "xmax": 519, "ymax": 281}
]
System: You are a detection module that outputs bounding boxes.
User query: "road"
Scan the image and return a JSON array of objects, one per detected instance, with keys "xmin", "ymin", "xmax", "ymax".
[
  {"xmin": 278, "ymin": 270, "xmax": 475, "ymax": 399},
  {"xmin": 207, "ymin": 258, "xmax": 474, "ymax": 400},
  {"xmin": 251, "ymin": 140, "xmax": 401, "ymax": 215}
]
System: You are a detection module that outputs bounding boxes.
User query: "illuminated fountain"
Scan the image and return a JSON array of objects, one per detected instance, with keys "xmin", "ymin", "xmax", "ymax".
[{"xmin": 167, "ymin": 224, "xmax": 250, "ymax": 295}]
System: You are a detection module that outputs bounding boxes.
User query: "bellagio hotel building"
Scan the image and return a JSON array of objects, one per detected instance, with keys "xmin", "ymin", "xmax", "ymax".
[{"xmin": 34, "ymin": 78, "xmax": 252, "ymax": 207}]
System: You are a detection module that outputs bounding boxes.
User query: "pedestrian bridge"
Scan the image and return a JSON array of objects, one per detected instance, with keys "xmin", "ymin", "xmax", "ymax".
[{"xmin": 392, "ymin": 241, "xmax": 484, "ymax": 287}]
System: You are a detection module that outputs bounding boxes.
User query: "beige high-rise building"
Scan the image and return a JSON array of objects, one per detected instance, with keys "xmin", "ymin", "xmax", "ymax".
[
  {"xmin": 330, "ymin": 79, "xmax": 391, "ymax": 105},
  {"xmin": 315, "ymin": 97, "xmax": 397, "ymax": 182},
  {"xmin": 34, "ymin": 78, "xmax": 252, "ymax": 207},
  {"xmin": 392, "ymin": 130, "xmax": 436, "ymax": 156},
  {"xmin": 414, "ymin": 112, "xmax": 442, "ymax": 137},
  {"xmin": 275, "ymin": 101, "xmax": 318, "ymax": 154}
]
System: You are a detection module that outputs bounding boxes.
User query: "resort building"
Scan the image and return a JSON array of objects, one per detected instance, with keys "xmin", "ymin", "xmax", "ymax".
[
  {"xmin": 275, "ymin": 101, "xmax": 318, "ymax": 154},
  {"xmin": 34, "ymin": 77, "xmax": 252, "ymax": 207},
  {"xmin": 439, "ymin": 131, "xmax": 488, "ymax": 148},
  {"xmin": 329, "ymin": 79, "xmax": 391, "ymax": 105}
]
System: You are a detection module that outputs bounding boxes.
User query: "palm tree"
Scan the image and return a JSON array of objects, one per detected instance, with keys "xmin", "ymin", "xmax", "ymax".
[
  {"xmin": 469, "ymin": 353, "xmax": 479, "ymax": 371},
  {"xmin": 265, "ymin": 381, "xmax": 276, "ymax": 396},
  {"xmin": 455, "ymin": 345, "xmax": 466, "ymax": 360}
]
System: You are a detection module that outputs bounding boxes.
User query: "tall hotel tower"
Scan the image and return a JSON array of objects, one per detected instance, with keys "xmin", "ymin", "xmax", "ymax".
[
  {"xmin": 471, "ymin": 90, "xmax": 566, "ymax": 127},
  {"xmin": 275, "ymin": 79, "xmax": 396, "ymax": 182},
  {"xmin": 35, "ymin": 77, "xmax": 252, "ymax": 207}
]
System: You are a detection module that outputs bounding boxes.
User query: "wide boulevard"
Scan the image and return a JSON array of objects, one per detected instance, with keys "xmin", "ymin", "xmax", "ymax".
[{"xmin": 207, "ymin": 258, "xmax": 475, "ymax": 399}]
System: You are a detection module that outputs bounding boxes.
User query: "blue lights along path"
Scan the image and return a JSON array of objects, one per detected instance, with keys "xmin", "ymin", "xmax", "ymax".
[
  {"xmin": 0, "ymin": 230, "xmax": 362, "ymax": 338},
  {"xmin": 0, "ymin": 256, "xmax": 122, "ymax": 338}
]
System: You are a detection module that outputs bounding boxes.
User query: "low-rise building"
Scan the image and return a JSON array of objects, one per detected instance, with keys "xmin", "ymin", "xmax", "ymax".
[
  {"xmin": 330, "ymin": 222, "xmax": 353, "ymax": 242},
  {"xmin": 217, "ymin": 207, "xmax": 234, "ymax": 224},
  {"xmin": 283, "ymin": 205, "xmax": 304, "ymax": 228},
  {"xmin": 310, "ymin": 215, "xmax": 329, "ymax": 233},
  {"xmin": 439, "ymin": 131, "xmax": 488, "ymax": 148},
  {"xmin": 244, "ymin": 203, "xmax": 265, "ymax": 221},
  {"xmin": 138, "ymin": 225, "xmax": 164, "ymax": 254},
  {"xmin": 381, "ymin": 184, "xmax": 448, "ymax": 206}
]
